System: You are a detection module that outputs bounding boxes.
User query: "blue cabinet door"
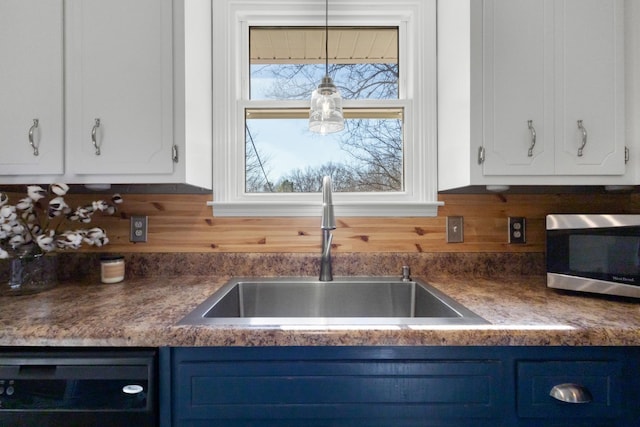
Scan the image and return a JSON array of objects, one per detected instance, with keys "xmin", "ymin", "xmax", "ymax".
[{"xmin": 166, "ymin": 346, "xmax": 504, "ymax": 427}]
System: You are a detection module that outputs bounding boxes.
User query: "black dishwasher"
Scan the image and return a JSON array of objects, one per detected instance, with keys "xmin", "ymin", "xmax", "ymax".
[{"xmin": 0, "ymin": 348, "xmax": 157, "ymax": 427}]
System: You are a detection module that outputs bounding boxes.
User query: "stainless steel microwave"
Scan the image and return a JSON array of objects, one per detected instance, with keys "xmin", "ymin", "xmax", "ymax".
[{"xmin": 546, "ymin": 214, "xmax": 640, "ymax": 298}]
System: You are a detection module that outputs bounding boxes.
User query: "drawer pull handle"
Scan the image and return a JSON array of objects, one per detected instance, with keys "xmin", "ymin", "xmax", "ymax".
[
  {"xmin": 577, "ymin": 120, "xmax": 587, "ymax": 157},
  {"xmin": 28, "ymin": 119, "xmax": 39, "ymax": 156},
  {"xmin": 91, "ymin": 118, "xmax": 101, "ymax": 155},
  {"xmin": 527, "ymin": 120, "xmax": 536, "ymax": 157},
  {"xmin": 550, "ymin": 383, "xmax": 592, "ymax": 404}
]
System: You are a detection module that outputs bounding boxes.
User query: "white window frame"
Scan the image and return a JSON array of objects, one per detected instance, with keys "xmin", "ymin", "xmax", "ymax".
[{"xmin": 209, "ymin": 0, "xmax": 440, "ymax": 216}]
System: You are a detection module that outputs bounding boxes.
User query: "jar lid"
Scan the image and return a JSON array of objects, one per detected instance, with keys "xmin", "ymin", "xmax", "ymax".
[{"xmin": 100, "ymin": 255, "xmax": 124, "ymax": 261}]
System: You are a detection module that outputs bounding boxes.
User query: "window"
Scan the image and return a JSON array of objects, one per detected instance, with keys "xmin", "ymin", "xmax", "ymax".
[
  {"xmin": 247, "ymin": 27, "xmax": 403, "ymax": 194},
  {"xmin": 210, "ymin": 0, "xmax": 440, "ymax": 216}
]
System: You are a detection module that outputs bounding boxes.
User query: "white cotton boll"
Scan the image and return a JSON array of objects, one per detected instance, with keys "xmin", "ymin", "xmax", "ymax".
[
  {"xmin": 0, "ymin": 248, "xmax": 8, "ymax": 259},
  {"xmin": 0, "ymin": 206, "xmax": 17, "ymax": 222},
  {"xmin": 27, "ymin": 185, "xmax": 46, "ymax": 201},
  {"xmin": 36, "ymin": 233, "xmax": 56, "ymax": 252},
  {"xmin": 16, "ymin": 197, "xmax": 33, "ymax": 211},
  {"xmin": 83, "ymin": 227, "xmax": 106, "ymax": 245},
  {"xmin": 88, "ymin": 227, "xmax": 106, "ymax": 239},
  {"xmin": 50, "ymin": 183, "xmax": 69, "ymax": 196},
  {"xmin": 58, "ymin": 231, "xmax": 83, "ymax": 250},
  {"xmin": 74, "ymin": 207, "xmax": 90, "ymax": 221},
  {"xmin": 70, "ymin": 235, "xmax": 83, "ymax": 248},
  {"xmin": 92, "ymin": 200, "xmax": 108, "ymax": 211},
  {"xmin": 4, "ymin": 214, "xmax": 15, "ymax": 224},
  {"xmin": 48, "ymin": 197, "xmax": 68, "ymax": 218},
  {"xmin": 111, "ymin": 193, "xmax": 123, "ymax": 204},
  {"xmin": 9, "ymin": 235, "xmax": 25, "ymax": 248},
  {"xmin": 48, "ymin": 208, "xmax": 62, "ymax": 219},
  {"xmin": 48, "ymin": 196, "xmax": 68, "ymax": 212},
  {"xmin": 91, "ymin": 236, "xmax": 109, "ymax": 247},
  {"xmin": 0, "ymin": 193, "xmax": 8, "ymax": 207}
]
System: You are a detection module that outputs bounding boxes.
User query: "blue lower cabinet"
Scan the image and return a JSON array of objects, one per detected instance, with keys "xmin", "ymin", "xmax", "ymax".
[{"xmin": 160, "ymin": 346, "xmax": 640, "ymax": 427}]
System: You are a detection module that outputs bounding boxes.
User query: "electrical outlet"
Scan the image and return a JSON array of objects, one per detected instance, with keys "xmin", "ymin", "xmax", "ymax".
[
  {"xmin": 508, "ymin": 217, "xmax": 526, "ymax": 244},
  {"xmin": 130, "ymin": 215, "xmax": 148, "ymax": 243},
  {"xmin": 446, "ymin": 216, "xmax": 464, "ymax": 243}
]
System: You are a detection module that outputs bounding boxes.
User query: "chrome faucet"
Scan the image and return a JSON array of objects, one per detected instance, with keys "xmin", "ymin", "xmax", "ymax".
[{"xmin": 319, "ymin": 176, "xmax": 336, "ymax": 281}]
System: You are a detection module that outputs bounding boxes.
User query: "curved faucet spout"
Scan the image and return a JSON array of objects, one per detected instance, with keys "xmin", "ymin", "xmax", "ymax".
[{"xmin": 319, "ymin": 176, "xmax": 336, "ymax": 281}]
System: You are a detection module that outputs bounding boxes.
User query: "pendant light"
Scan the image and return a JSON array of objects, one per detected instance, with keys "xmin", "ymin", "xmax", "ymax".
[{"xmin": 309, "ymin": 0, "xmax": 344, "ymax": 135}]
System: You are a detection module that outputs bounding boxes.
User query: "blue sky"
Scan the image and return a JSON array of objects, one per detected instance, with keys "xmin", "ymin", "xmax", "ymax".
[{"xmin": 247, "ymin": 118, "xmax": 343, "ymax": 182}]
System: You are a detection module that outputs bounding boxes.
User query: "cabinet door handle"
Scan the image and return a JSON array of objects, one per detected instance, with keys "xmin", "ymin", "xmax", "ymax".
[
  {"xmin": 91, "ymin": 118, "xmax": 101, "ymax": 155},
  {"xmin": 28, "ymin": 119, "xmax": 39, "ymax": 156},
  {"xmin": 577, "ymin": 120, "xmax": 587, "ymax": 157},
  {"xmin": 549, "ymin": 383, "xmax": 592, "ymax": 404},
  {"xmin": 527, "ymin": 120, "xmax": 536, "ymax": 157}
]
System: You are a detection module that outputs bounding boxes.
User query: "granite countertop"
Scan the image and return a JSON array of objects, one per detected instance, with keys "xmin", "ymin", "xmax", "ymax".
[{"xmin": 1, "ymin": 273, "xmax": 640, "ymax": 347}]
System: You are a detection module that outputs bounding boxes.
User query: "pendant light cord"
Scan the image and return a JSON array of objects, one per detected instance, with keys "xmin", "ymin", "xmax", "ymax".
[{"xmin": 325, "ymin": 0, "xmax": 329, "ymax": 76}]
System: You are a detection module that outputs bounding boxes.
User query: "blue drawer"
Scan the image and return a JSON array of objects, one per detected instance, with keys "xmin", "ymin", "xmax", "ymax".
[{"xmin": 517, "ymin": 360, "xmax": 622, "ymax": 419}]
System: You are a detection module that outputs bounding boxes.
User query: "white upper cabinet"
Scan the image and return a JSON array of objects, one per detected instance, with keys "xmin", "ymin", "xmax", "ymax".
[
  {"xmin": 0, "ymin": 0, "xmax": 212, "ymax": 189},
  {"xmin": 438, "ymin": 0, "xmax": 628, "ymax": 190},
  {"xmin": 65, "ymin": 0, "xmax": 174, "ymax": 176},
  {"xmin": 0, "ymin": 0, "xmax": 64, "ymax": 176}
]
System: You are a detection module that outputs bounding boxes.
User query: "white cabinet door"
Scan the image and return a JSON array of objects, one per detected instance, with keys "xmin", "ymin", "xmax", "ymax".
[
  {"xmin": 555, "ymin": 0, "xmax": 625, "ymax": 175},
  {"xmin": 482, "ymin": 0, "xmax": 555, "ymax": 176},
  {"xmin": 66, "ymin": 0, "xmax": 174, "ymax": 175},
  {"xmin": 481, "ymin": 0, "xmax": 624, "ymax": 177},
  {"xmin": 0, "ymin": 0, "xmax": 64, "ymax": 175}
]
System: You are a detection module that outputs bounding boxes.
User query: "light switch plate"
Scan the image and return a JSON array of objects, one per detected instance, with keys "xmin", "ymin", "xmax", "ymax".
[
  {"xmin": 446, "ymin": 216, "xmax": 464, "ymax": 243},
  {"xmin": 130, "ymin": 215, "xmax": 148, "ymax": 243}
]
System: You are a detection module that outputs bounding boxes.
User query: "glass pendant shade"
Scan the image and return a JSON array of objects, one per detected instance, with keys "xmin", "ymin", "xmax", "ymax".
[
  {"xmin": 309, "ymin": 0, "xmax": 344, "ymax": 135},
  {"xmin": 309, "ymin": 76, "xmax": 344, "ymax": 135}
]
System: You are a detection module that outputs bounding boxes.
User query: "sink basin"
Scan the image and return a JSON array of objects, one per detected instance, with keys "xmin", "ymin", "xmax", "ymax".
[{"xmin": 178, "ymin": 277, "xmax": 489, "ymax": 326}]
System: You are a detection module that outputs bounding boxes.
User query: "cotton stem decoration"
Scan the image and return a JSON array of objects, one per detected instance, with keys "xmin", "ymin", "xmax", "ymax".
[{"xmin": 0, "ymin": 184, "xmax": 122, "ymax": 259}]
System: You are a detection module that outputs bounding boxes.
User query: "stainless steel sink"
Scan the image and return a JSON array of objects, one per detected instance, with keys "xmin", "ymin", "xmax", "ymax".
[{"xmin": 178, "ymin": 277, "xmax": 489, "ymax": 326}]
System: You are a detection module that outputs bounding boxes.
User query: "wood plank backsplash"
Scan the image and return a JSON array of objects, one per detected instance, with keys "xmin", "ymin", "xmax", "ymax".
[{"xmin": 4, "ymin": 191, "xmax": 638, "ymax": 254}]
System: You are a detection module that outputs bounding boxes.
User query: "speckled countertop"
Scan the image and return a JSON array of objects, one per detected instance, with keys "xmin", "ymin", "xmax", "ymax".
[{"xmin": 1, "ymin": 272, "xmax": 639, "ymax": 347}]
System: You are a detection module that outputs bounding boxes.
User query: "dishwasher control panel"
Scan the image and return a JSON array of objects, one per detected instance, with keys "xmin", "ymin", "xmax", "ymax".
[{"xmin": 0, "ymin": 348, "xmax": 157, "ymax": 426}]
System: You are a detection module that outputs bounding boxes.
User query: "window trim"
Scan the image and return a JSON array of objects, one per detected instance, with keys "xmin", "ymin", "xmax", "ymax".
[{"xmin": 209, "ymin": 0, "xmax": 440, "ymax": 217}]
